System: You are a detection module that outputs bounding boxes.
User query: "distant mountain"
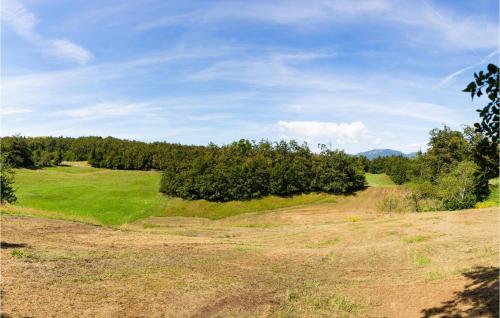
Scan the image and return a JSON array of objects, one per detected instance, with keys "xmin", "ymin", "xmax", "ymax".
[{"xmin": 357, "ymin": 149, "xmax": 417, "ymax": 160}]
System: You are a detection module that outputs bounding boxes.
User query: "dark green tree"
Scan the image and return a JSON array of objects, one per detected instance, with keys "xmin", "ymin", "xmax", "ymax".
[
  {"xmin": 1, "ymin": 154, "xmax": 17, "ymax": 204},
  {"xmin": 425, "ymin": 126, "xmax": 470, "ymax": 179}
]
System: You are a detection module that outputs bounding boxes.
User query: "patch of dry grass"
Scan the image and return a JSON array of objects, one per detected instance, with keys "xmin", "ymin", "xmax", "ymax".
[{"xmin": 1, "ymin": 191, "xmax": 498, "ymax": 317}]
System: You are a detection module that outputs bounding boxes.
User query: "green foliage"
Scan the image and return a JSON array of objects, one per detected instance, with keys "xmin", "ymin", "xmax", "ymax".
[
  {"xmin": 1, "ymin": 135, "xmax": 33, "ymax": 167},
  {"xmin": 463, "ymin": 63, "xmax": 499, "ymax": 143},
  {"xmin": 313, "ymin": 147, "xmax": 365, "ymax": 193},
  {"xmin": 406, "ymin": 180, "xmax": 438, "ymax": 212},
  {"xmin": 437, "ymin": 161, "xmax": 479, "ymax": 210},
  {"xmin": 463, "ymin": 127, "xmax": 499, "ymax": 200},
  {"xmin": 161, "ymin": 140, "xmax": 365, "ymax": 202},
  {"xmin": 0, "ymin": 135, "xmax": 205, "ymax": 170},
  {"xmin": 475, "ymin": 178, "xmax": 499, "ymax": 208},
  {"xmin": 1, "ymin": 154, "xmax": 17, "ymax": 204},
  {"xmin": 425, "ymin": 126, "xmax": 470, "ymax": 178}
]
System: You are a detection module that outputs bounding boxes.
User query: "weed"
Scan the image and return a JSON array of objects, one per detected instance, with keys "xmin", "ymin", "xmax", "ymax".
[
  {"xmin": 411, "ymin": 252, "xmax": 431, "ymax": 267},
  {"xmin": 425, "ymin": 268, "xmax": 467, "ymax": 281},
  {"xmin": 304, "ymin": 279, "xmax": 321, "ymax": 288},
  {"xmin": 402, "ymin": 235, "xmax": 431, "ymax": 244},
  {"xmin": 11, "ymin": 249, "xmax": 37, "ymax": 261},
  {"xmin": 309, "ymin": 238, "xmax": 340, "ymax": 248},
  {"xmin": 328, "ymin": 294, "xmax": 362, "ymax": 314},
  {"xmin": 347, "ymin": 216, "xmax": 361, "ymax": 222}
]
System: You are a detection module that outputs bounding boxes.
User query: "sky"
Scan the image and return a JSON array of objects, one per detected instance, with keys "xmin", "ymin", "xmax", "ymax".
[{"xmin": 1, "ymin": 0, "xmax": 499, "ymax": 154}]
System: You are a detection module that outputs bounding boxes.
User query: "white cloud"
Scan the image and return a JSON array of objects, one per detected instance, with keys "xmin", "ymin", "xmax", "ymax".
[
  {"xmin": 0, "ymin": 0, "xmax": 37, "ymax": 39},
  {"xmin": 1, "ymin": 0, "xmax": 92, "ymax": 64},
  {"xmin": 55, "ymin": 102, "xmax": 154, "ymax": 120},
  {"xmin": 278, "ymin": 120, "xmax": 369, "ymax": 144},
  {"xmin": 0, "ymin": 107, "xmax": 33, "ymax": 116},
  {"xmin": 48, "ymin": 39, "xmax": 93, "ymax": 65}
]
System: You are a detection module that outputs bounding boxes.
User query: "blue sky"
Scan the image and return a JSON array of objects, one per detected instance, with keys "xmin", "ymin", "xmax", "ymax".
[{"xmin": 1, "ymin": 0, "xmax": 499, "ymax": 153}]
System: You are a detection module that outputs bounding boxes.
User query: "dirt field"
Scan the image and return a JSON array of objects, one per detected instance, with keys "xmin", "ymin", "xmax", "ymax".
[{"xmin": 1, "ymin": 188, "xmax": 498, "ymax": 317}]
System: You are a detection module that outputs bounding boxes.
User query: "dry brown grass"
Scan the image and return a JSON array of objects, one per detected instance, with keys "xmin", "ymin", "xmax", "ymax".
[{"xmin": 1, "ymin": 188, "xmax": 498, "ymax": 317}]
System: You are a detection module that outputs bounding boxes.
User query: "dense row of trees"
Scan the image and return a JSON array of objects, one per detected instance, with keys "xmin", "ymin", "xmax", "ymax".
[
  {"xmin": 160, "ymin": 140, "xmax": 365, "ymax": 201},
  {"xmin": 0, "ymin": 136, "xmax": 205, "ymax": 170}
]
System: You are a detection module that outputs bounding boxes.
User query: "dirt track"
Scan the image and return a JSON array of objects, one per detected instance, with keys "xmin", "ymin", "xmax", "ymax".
[{"xmin": 1, "ymin": 189, "xmax": 498, "ymax": 317}]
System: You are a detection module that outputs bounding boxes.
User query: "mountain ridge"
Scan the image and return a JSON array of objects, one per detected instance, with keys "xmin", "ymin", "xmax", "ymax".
[{"xmin": 357, "ymin": 149, "xmax": 417, "ymax": 160}]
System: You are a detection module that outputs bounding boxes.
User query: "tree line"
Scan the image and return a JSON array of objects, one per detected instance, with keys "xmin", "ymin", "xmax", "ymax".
[
  {"xmin": 0, "ymin": 135, "xmax": 366, "ymax": 202},
  {"xmin": 0, "ymin": 136, "xmax": 205, "ymax": 170}
]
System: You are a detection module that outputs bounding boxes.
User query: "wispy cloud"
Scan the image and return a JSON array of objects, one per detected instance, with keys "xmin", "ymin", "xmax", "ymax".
[
  {"xmin": 0, "ymin": 107, "xmax": 33, "ymax": 116},
  {"xmin": 278, "ymin": 120, "xmax": 369, "ymax": 144},
  {"xmin": 48, "ymin": 39, "xmax": 93, "ymax": 65},
  {"xmin": 1, "ymin": 0, "xmax": 92, "ymax": 64},
  {"xmin": 122, "ymin": 0, "xmax": 498, "ymax": 51},
  {"xmin": 55, "ymin": 102, "xmax": 157, "ymax": 120},
  {"xmin": 1, "ymin": 0, "xmax": 37, "ymax": 39},
  {"xmin": 440, "ymin": 50, "xmax": 499, "ymax": 86}
]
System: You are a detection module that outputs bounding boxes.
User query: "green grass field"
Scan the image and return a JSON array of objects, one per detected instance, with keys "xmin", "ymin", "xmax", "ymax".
[
  {"xmin": 7, "ymin": 166, "xmax": 165, "ymax": 225},
  {"xmin": 7, "ymin": 165, "xmax": 338, "ymax": 225},
  {"xmin": 365, "ymin": 173, "xmax": 396, "ymax": 187}
]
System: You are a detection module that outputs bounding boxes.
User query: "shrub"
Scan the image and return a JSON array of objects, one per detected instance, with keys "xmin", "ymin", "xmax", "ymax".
[
  {"xmin": 377, "ymin": 192, "xmax": 410, "ymax": 213},
  {"xmin": 437, "ymin": 161, "xmax": 479, "ymax": 210}
]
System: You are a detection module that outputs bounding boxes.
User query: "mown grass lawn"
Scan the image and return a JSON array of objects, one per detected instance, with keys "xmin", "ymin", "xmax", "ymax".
[
  {"xmin": 8, "ymin": 166, "xmax": 165, "ymax": 225},
  {"xmin": 365, "ymin": 173, "xmax": 396, "ymax": 187}
]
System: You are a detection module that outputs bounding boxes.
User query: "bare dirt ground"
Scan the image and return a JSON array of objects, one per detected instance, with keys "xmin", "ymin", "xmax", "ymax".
[{"xmin": 1, "ymin": 188, "xmax": 498, "ymax": 317}]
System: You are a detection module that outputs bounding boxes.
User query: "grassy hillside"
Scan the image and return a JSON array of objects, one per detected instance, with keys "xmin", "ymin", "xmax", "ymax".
[
  {"xmin": 7, "ymin": 166, "xmax": 165, "ymax": 225},
  {"xmin": 162, "ymin": 193, "xmax": 336, "ymax": 220},
  {"xmin": 6, "ymin": 165, "xmax": 338, "ymax": 224},
  {"xmin": 365, "ymin": 173, "xmax": 396, "ymax": 187}
]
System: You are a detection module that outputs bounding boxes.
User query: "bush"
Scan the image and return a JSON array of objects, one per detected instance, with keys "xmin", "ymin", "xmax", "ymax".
[
  {"xmin": 377, "ymin": 192, "xmax": 410, "ymax": 213},
  {"xmin": 437, "ymin": 161, "xmax": 479, "ymax": 210},
  {"xmin": 406, "ymin": 180, "xmax": 436, "ymax": 212}
]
